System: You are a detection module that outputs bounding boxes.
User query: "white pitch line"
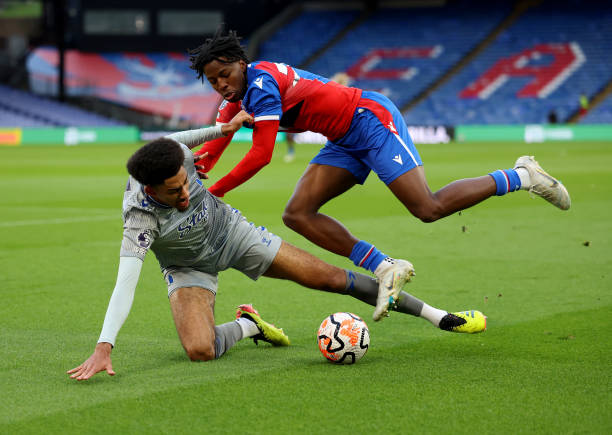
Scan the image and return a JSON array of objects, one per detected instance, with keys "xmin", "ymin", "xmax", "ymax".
[{"xmin": 0, "ymin": 215, "xmax": 119, "ymax": 228}]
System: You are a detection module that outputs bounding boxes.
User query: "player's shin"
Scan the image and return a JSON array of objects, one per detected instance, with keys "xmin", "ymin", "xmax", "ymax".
[
  {"xmin": 344, "ymin": 270, "xmax": 445, "ymax": 327},
  {"xmin": 213, "ymin": 322, "xmax": 243, "ymax": 358}
]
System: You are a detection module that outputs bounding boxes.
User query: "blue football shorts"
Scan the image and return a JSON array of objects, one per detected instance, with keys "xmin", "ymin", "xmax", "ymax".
[{"xmin": 311, "ymin": 91, "xmax": 422, "ymax": 185}]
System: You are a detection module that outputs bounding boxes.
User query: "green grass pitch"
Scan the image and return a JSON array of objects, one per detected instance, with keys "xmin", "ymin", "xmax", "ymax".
[{"xmin": 1, "ymin": 139, "xmax": 611, "ymax": 434}]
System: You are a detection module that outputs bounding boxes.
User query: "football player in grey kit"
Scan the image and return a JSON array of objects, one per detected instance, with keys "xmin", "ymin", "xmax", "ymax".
[{"xmin": 68, "ymin": 111, "xmax": 486, "ymax": 381}]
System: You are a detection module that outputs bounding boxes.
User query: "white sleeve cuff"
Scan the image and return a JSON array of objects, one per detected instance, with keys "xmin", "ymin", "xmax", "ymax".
[
  {"xmin": 254, "ymin": 115, "xmax": 280, "ymax": 122},
  {"xmin": 98, "ymin": 256, "xmax": 143, "ymax": 347}
]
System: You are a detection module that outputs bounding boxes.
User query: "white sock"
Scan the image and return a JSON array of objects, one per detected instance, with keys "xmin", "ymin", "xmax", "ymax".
[
  {"xmin": 235, "ymin": 317, "xmax": 260, "ymax": 339},
  {"xmin": 516, "ymin": 167, "xmax": 531, "ymax": 190},
  {"xmin": 420, "ymin": 303, "xmax": 448, "ymax": 327}
]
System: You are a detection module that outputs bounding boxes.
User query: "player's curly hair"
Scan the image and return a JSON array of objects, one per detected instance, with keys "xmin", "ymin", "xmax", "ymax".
[
  {"xmin": 188, "ymin": 25, "xmax": 250, "ymax": 82},
  {"xmin": 127, "ymin": 138, "xmax": 184, "ymax": 186}
]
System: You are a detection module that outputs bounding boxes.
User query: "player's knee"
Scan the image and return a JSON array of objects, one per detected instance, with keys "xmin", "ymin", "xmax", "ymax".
[
  {"xmin": 313, "ymin": 267, "xmax": 347, "ymax": 293},
  {"xmin": 184, "ymin": 343, "xmax": 216, "ymax": 362},
  {"xmin": 282, "ymin": 208, "xmax": 306, "ymax": 231},
  {"xmin": 412, "ymin": 203, "xmax": 444, "ymax": 223},
  {"xmin": 325, "ymin": 271, "xmax": 347, "ymax": 293}
]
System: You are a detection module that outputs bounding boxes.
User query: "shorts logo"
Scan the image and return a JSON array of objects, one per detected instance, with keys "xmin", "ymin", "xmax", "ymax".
[
  {"xmin": 392, "ymin": 154, "xmax": 403, "ymax": 165},
  {"xmin": 177, "ymin": 200, "xmax": 208, "ymax": 239},
  {"xmin": 252, "ymin": 223, "xmax": 272, "ymax": 247},
  {"xmin": 346, "ymin": 271, "xmax": 356, "ymax": 291}
]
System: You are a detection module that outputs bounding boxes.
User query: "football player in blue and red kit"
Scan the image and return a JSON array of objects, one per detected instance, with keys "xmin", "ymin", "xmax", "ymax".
[{"xmin": 188, "ymin": 29, "xmax": 570, "ymax": 322}]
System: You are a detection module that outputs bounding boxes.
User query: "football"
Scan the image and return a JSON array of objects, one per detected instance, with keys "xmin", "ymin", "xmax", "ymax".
[{"xmin": 317, "ymin": 312, "xmax": 370, "ymax": 364}]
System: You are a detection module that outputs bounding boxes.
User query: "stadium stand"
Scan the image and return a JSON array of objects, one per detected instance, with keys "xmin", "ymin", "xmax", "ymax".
[
  {"xmin": 405, "ymin": 0, "xmax": 612, "ymax": 124},
  {"xmin": 580, "ymin": 93, "xmax": 612, "ymax": 124},
  {"xmin": 26, "ymin": 49, "xmax": 220, "ymax": 126},
  {"xmin": 15, "ymin": 1, "xmax": 612, "ymax": 128},
  {"xmin": 304, "ymin": 1, "xmax": 512, "ymax": 109},
  {"xmin": 257, "ymin": 8, "xmax": 360, "ymax": 67},
  {"xmin": 0, "ymin": 106, "xmax": 54, "ymax": 127},
  {"xmin": 0, "ymin": 84, "xmax": 125, "ymax": 127}
]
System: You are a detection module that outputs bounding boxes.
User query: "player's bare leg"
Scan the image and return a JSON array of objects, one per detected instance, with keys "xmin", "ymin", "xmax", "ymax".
[
  {"xmin": 387, "ymin": 166, "xmax": 497, "ymax": 223},
  {"xmin": 169, "ymin": 287, "xmax": 219, "ymax": 361},
  {"xmin": 264, "ymin": 241, "xmax": 485, "ymax": 333},
  {"xmin": 282, "ymin": 164, "xmax": 416, "ymax": 321},
  {"xmin": 170, "ymin": 287, "xmax": 285, "ymax": 356},
  {"xmin": 389, "ymin": 160, "xmax": 570, "ymax": 220},
  {"xmin": 282, "ymin": 163, "xmax": 359, "ymax": 257},
  {"xmin": 263, "ymin": 241, "xmax": 347, "ymax": 291}
]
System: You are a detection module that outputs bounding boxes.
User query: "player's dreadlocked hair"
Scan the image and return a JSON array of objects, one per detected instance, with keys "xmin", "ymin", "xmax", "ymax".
[
  {"xmin": 189, "ymin": 26, "xmax": 250, "ymax": 82},
  {"xmin": 127, "ymin": 138, "xmax": 185, "ymax": 186}
]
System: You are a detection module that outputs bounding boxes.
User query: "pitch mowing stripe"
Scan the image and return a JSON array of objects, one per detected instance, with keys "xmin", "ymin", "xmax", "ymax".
[
  {"xmin": 5, "ymin": 207, "xmax": 115, "ymax": 213},
  {"xmin": 0, "ymin": 215, "xmax": 118, "ymax": 227}
]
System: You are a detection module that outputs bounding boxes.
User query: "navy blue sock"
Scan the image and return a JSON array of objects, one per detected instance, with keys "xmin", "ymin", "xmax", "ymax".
[
  {"xmin": 489, "ymin": 169, "xmax": 521, "ymax": 196},
  {"xmin": 349, "ymin": 240, "xmax": 386, "ymax": 274}
]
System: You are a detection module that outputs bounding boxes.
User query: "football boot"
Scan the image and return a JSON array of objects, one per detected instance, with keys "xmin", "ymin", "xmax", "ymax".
[
  {"xmin": 439, "ymin": 310, "xmax": 487, "ymax": 333},
  {"xmin": 236, "ymin": 304, "xmax": 290, "ymax": 346},
  {"xmin": 373, "ymin": 258, "xmax": 415, "ymax": 322},
  {"xmin": 514, "ymin": 155, "xmax": 571, "ymax": 210}
]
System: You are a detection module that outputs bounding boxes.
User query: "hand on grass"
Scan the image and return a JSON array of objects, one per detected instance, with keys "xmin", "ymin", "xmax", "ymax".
[{"xmin": 67, "ymin": 342, "xmax": 115, "ymax": 381}]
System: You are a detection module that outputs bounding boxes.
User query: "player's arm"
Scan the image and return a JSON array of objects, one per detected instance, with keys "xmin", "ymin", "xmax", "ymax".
[
  {"xmin": 207, "ymin": 119, "xmax": 279, "ymax": 197},
  {"xmin": 68, "ymin": 212, "xmax": 155, "ymax": 381},
  {"xmin": 67, "ymin": 256, "xmax": 143, "ymax": 380},
  {"xmin": 165, "ymin": 110, "xmax": 253, "ymax": 149},
  {"xmin": 193, "ymin": 101, "xmax": 243, "ymax": 174}
]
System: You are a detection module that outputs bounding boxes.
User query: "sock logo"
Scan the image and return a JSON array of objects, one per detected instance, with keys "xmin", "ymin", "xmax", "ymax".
[{"xmin": 347, "ymin": 271, "xmax": 356, "ymax": 291}]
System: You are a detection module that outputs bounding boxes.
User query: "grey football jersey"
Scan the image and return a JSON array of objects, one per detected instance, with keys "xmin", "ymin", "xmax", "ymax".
[{"xmin": 120, "ymin": 144, "xmax": 248, "ymax": 273}]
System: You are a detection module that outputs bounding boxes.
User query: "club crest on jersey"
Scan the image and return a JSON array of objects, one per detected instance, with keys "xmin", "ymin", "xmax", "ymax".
[
  {"xmin": 177, "ymin": 200, "xmax": 208, "ymax": 239},
  {"xmin": 137, "ymin": 230, "xmax": 152, "ymax": 248}
]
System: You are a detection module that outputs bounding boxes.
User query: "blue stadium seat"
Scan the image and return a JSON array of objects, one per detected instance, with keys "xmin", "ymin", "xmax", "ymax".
[
  {"xmin": 406, "ymin": 0, "xmax": 612, "ymax": 124},
  {"xmin": 580, "ymin": 93, "xmax": 612, "ymax": 124},
  {"xmin": 0, "ymin": 84, "xmax": 124, "ymax": 127},
  {"xmin": 258, "ymin": 0, "xmax": 612, "ymax": 126},
  {"xmin": 257, "ymin": 9, "xmax": 360, "ymax": 66},
  {"xmin": 307, "ymin": 2, "xmax": 511, "ymax": 109}
]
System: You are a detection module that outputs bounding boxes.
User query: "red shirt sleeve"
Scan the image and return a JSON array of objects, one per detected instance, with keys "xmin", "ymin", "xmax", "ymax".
[
  {"xmin": 193, "ymin": 100, "xmax": 241, "ymax": 173},
  {"xmin": 194, "ymin": 134, "xmax": 233, "ymax": 173},
  {"xmin": 208, "ymin": 120, "xmax": 279, "ymax": 197}
]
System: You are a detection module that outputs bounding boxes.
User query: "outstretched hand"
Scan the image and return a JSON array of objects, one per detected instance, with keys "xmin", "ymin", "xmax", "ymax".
[
  {"xmin": 194, "ymin": 152, "xmax": 210, "ymax": 179},
  {"xmin": 67, "ymin": 342, "xmax": 115, "ymax": 381},
  {"xmin": 221, "ymin": 110, "xmax": 253, "ymax": 136}
]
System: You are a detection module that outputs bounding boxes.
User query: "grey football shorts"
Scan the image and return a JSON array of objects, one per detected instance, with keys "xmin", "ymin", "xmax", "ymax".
[{"xmin": 163, "ymin": 222, "xmax": 282, "ymax": 297}]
